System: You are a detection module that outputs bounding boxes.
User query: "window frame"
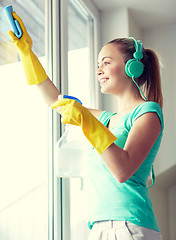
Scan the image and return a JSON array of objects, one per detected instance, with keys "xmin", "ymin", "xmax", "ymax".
[{"xmin": 46, "ymin": 1, "xmax": 100, "ymax": 240}]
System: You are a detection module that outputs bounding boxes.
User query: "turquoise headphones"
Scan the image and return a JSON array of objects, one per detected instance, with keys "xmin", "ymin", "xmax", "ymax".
[
  {"xmin": 125, "ymin": 37, "xmax": 147, "ymax": 101},
  {"xmin": 125, "ymin": 37, "xmax": 144, "ymax": 78}
]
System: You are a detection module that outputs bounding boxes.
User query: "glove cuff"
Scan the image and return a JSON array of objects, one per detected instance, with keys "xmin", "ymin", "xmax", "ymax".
[{"xmin": 81, "ymin": 111, "xmax": 117, "ymax": 154}]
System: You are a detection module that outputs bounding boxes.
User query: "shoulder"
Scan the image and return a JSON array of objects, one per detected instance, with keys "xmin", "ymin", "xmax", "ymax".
[
  {"xmin": 88, "ymin": 108, "xmax": 103, "ymax": 119},
  {"xmin": 131, "ymin": 101, "xmax": 164, "ymax": 131},
  {"xmin": 88, "ymin": 108, "xmax": 116, "ymax": 126}
]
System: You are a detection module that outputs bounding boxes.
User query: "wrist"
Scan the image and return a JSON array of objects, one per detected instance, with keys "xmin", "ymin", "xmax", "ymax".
[{"xmin": 18, "ymin": 45, "xmax": 32, "ymax": 58}]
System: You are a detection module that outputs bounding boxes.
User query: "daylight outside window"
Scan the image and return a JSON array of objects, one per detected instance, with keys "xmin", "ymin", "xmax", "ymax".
[{"xmin": 0, "ymin": 1, "xmax": 48, "ymax": 240}]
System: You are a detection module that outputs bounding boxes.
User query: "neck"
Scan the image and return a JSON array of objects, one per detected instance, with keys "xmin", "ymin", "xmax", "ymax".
[{"xmin": 115, "ymin": 88, "xmax": 145, "ymax": 115}]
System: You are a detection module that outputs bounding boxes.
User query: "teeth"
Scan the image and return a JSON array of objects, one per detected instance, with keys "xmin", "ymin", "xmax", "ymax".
[{"xmin": 100, "ymin": 78, "xmax": 108, "ymax": 85}]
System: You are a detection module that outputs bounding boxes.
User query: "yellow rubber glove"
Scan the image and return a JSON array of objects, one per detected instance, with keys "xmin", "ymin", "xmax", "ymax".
[
  {"xmin": 51, "ymin": 98, "xmax": 117, "ymax": 154},
  {"xmin": 8, "ymin": 12, "xmax": 48, "ymax": 85}
]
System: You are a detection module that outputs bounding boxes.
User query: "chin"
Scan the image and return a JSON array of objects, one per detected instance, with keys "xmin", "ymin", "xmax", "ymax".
[
  {"xmin": 100, "ymin": 86, "xmax": 113, "ymax": 95},
  {"xmin": 100, "ymin": 88, "xmax": 107, "ymax": 94}
]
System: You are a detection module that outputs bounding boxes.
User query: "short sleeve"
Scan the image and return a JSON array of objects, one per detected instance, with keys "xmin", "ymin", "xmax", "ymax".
[
  {"xmin": 98, "ymin": 111, "xmax": 116, "ymax": 127},
  {"xmin": 131, "ymin": 102, "xmax": 164, "ymax": 132}
]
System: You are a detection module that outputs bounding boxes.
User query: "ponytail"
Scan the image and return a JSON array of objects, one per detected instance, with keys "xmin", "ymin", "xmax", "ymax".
[{"xmin": 140, "ymin": 49, "xmax": 163, "ymax": 109}]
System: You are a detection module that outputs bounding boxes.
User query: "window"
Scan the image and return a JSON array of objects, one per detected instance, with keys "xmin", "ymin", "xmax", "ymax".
[
  {"xmin": 0, "ymin": 1, "xmax": 48, "ymax": 240},
  {"xmin": 67, "ymin": 1, "xmax": 96, "ymax": 239},
  {"xmin": 68, "ymin": 0, "xmax": 93, "ymax": 107},
  {"xmin": 0, "ymin": 1, "xmax": 99, "ymax": 239},
  {"xmin": 51, "ymin": 0, "xmax": 99, "ymax": 239}
]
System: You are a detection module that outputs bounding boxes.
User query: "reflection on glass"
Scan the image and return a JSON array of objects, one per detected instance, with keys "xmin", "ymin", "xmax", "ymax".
[
  {"xmin": 68, "ymin": 0, "xmax": 92, "ymax": 108},
  {"xmin": 0, "ymin": 1, "xmax": 48, "ymax": 240},
  {"xmin": 0, "ymin": 0, "xmax": 45, "ymax": 65}
]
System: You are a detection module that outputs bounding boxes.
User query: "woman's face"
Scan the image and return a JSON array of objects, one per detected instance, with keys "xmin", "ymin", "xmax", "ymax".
[{"xmin": 97, "ymin": 43, "xmax": 129, "ymax": 95}]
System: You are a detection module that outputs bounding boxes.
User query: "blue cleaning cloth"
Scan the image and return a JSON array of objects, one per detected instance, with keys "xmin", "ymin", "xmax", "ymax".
[{"xmin": 0, "ymin": 5, "xmax": 22, "ymax": 40}]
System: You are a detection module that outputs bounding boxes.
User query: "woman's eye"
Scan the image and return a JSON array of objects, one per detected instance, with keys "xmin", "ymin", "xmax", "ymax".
[{"xmin": 97, "ymin": 62, "xmax": 110, "ymax": 69}]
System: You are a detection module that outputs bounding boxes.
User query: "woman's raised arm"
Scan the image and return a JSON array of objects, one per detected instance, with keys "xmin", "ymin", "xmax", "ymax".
[{"xmin": 37, "ymin": 78, "xmax": 61, "ymax": 107}]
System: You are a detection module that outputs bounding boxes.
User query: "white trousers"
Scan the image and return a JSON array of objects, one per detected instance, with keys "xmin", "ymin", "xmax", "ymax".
[{"xmin": 88, "ymin": 221, "xmax": 163, "ymax": 240}]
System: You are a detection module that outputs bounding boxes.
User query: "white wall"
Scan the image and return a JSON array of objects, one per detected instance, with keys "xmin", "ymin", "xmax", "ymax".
[
  {"xmin": 142, "ymin": 23, "xmax": 176, "ymax": 176},
  {"xmin": 149, "ymin": 186, "xmax": 169, "ymax": 240},
  {"xmin": 142, "ymin": 24, "xmax": 176, "ymax": 239},
  {"xmin": 169, "ymin": 184, "xmax": 176, "ymax": 240},
  {"xmin": 99, "ymin": 7, "xmax": 129, "ymax": 112},
  {"xmin": 142, "ymin": 21, "xmax": 176, "ymax": 240},
  {"xmin": 100, "ymin": 7, "xmax": 129, "ymax": 46},
  {"xmin": 128, "ymin": 10, "xmax": 142, "ymax": 40}
]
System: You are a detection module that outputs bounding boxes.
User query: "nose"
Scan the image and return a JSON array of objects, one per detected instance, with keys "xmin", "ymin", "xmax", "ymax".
[{"xmin": 97, "ymin": 66, "xmax": 104, "ymax": 76}]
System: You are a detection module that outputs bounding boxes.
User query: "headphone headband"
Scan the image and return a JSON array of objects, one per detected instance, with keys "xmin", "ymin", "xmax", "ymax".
[
  {"xmin": 129, "ymin": 37, "xmax": 143, "ymax": 50},
  {"xmin": 129, "ymin": 37, "xmax": 143, "ymax": 60}
]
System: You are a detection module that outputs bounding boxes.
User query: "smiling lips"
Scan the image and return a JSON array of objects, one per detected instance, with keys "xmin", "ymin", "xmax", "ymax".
[{"xmin": 99, "ymin": 78, "xmax": 109, "ymax": 85}]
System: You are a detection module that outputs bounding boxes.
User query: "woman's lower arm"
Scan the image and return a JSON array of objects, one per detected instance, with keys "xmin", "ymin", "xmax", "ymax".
[
  {"xmin": 37, "ymin": 77, "xmax": 61, "ymax": 107},
  {"xmin": 101, "ymin": 143, "xmax": 130, "ymax": 183}
]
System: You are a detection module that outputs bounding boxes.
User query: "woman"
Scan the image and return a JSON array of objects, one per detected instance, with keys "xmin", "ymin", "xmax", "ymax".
[{"xmin": 9, "ymin": 12, "xmax": 163, "ymax": 240}]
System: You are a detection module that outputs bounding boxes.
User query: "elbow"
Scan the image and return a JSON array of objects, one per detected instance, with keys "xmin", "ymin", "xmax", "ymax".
[
  {"xmin": 117, "ymin": 175, "xmax": 129, "ymax": 184},
  {"xmin": 115, "ymin": 152, "xmax": 131, "ymax": 183},
  {"xmin": 102, "ymin": 147, "xmax": 131, "ymax": 183},
  {"xmin": 112, "ymin": 170, "xmax": 130, "ymax": 183},
  {"xmin": 118, "ymin": 178, "xmax": 126, "ymax": 184}
]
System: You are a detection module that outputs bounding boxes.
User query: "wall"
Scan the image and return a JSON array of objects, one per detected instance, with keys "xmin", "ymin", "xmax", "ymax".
[
  {"xmin": 149, "ymin": 186, "xmax": 169, "ymax": 240},
  {"xmin": 142, "ymin": 23, "xmax": 176, "ymax": 176},
  {"xmin": 142, "ymin": 24, "xmax": 176, "ymax": 240},
  {"xmin": 128, "ymin": 10, "xmax": 142, "ymax": 40},
  {"xmin": 99, "ymin": 7, "xmax": 129, "ymax": 112},
  {"xmin": 169, "ymin": 184, "xmax": 176, "ymax": 240},
  {"xmin": 100, "ymin": 7, "xmax": 129, "ymax": 46}
]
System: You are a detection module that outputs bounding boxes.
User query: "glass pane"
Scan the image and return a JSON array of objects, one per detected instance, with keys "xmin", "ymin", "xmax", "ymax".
[
  {"xmin": 67, "ymin": 1, "xmax": 94, "ymax": 239},
  {"xmin": 68, "ymin": 0, "xmax": 92, "ymax": 108},
  {"xmin": 0, "ymin": 1, "xmax": 48, "ymax": 240}
]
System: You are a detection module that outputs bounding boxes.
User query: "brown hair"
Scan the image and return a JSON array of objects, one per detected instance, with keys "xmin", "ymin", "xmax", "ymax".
[{"xmin": 107, "ymin": 38, "xmax": 163, "ymax": 109}]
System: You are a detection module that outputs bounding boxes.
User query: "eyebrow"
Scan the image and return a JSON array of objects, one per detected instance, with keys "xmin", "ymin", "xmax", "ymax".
[{"xmin": 98, "ymin": 56, "xmax": 112, "ymax": 64}]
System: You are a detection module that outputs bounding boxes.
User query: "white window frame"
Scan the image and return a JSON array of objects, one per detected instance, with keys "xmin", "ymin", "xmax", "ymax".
[{"xmin": 46, "ymin": 1, "xmax": 100, "ymax": 240}]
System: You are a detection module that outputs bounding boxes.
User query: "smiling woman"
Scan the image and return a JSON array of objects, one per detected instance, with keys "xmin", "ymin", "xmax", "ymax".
[
  {"xmin": 97, "ymin": 44, "xmax": 128, "ymax": 95},
  {"xmin": 91, "ymin": 2, "xmax": 175, "ymax": 238},
  {"xmin": 49, "ymin": 35, "xmax": 164, "ymax": 239},
  {"xmin": 78, "ymin": 37, "xmax": 164, "ymax": 240}
]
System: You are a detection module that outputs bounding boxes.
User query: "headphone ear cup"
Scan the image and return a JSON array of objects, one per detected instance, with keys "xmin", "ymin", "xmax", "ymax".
[{"xmin": 125, "ymin": 59, "xmax": 144, "ymax": 78}]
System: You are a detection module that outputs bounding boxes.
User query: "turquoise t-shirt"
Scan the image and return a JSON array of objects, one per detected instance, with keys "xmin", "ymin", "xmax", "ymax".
[{"xmin": 86, "ymin": 101, "xmax": 164, "ymax": 231}]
